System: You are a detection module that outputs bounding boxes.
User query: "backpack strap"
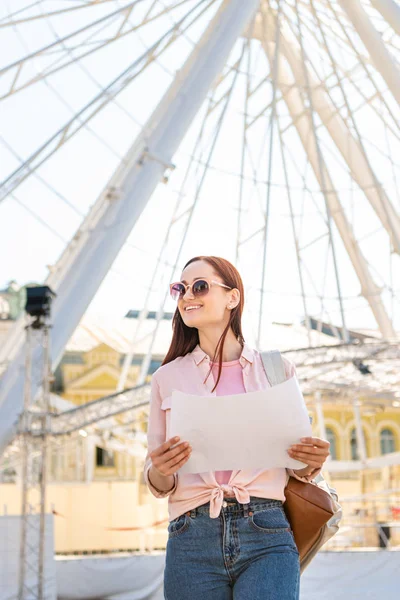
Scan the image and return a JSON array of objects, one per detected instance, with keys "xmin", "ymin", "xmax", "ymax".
[{"xmin": 260, "ymin": 349, "xmax": 286, "ymax": 387}]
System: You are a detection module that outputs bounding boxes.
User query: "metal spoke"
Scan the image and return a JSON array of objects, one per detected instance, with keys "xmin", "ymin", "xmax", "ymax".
[
  {"xmin": 0, "ymin": 0, "xmax": 203, "ymax": 100},
  {"xmin": 0, "ymin": 0, "xmax": 215, "ymax": 203}
]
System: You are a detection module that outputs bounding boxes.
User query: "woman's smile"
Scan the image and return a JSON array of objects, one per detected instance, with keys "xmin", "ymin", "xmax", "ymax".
[{"xmin": 184, "ymin": 304, "xmax": 203, "ymax": 312}]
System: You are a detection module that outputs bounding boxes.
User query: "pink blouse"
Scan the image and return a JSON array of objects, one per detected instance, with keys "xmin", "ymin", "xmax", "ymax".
[
  {"xmin": 144, "ymin": 343, "xmax": 321, "ymax": 521},
  {"xmin": 211, "ymin": 358, "xmax": 246, "ymax": 485}
]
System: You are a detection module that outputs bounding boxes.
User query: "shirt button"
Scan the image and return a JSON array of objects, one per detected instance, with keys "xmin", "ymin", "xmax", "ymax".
[{"xmin": 222, "ymin": 501, "xmax": 227, "ymax": 508}]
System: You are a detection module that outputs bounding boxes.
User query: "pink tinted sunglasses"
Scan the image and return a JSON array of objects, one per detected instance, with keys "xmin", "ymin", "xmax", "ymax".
[{"xmin": 169, "ymin": 278, "xmax": 232, "ymax": 301}]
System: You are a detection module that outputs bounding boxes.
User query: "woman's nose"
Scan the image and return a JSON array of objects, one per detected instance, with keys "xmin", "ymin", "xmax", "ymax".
[{"xmin": 183, "ymin": 287, "xmax": 195, "ymax": 300}]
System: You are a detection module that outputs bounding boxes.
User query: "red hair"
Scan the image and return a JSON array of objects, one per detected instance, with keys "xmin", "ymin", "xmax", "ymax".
[{"xmin": 162, "ymin": 256, "xmax": 245, "ymax": 392}]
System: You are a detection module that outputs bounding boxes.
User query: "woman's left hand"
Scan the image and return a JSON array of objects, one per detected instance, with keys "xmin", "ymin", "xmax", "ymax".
[{"xmin": 288, "ymin": 436, "xmax": 330, "ymax": 477}]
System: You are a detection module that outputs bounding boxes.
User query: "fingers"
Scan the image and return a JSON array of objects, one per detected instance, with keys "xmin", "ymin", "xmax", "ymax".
[
  {"xmin": 300, "ymin": 437, "xmax": 330, "ymax": 449},
  {"xmin": 164, "ymin": 447, "xmax": 192, "ymax": 472},
  {"xmin": 288, "ymin": 438, "xmax": 330, "ymax": 468},
  {"xmin": 288, "ymin": 452, "xmax": 325, "ymax": 467},
  {"xmin": 288, "ymin": 447, "xmax": 329, "ymax": 463},
  {"xmin": 150, "ymin": 437, "xmax": 192, "ymax": 476},
  {"xmin": 288, "ymin": 437, "xmax": 330, "ymax": 458},
  {"xmin": 151, "ymin": 436, "xmax": 181, "ymax": 457},
  {"xmin": 164, "ymin": 441, "xmax": 192, "ymax": 466},
  {"xmin": 288, "ymin": 449, "xmax": 325, "ymax": 465},
  {"xmin": 290, "ymin": 444, "xmax": 329, "ymax": 456}
]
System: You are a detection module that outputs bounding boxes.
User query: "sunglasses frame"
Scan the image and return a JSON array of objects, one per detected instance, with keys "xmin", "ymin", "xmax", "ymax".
[{"xmin": 169, "ymin": 278, "xmax": 232, "ymax": 301}]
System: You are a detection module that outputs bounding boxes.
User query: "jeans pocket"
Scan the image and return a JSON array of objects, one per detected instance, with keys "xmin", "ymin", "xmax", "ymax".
[
  {"xmin": 168, "ymin": 513, "xmax": 190, "ymax": 538},
  {"xmin": 249, "ymin": 506, "xmax": 293, "ymax": 534}
]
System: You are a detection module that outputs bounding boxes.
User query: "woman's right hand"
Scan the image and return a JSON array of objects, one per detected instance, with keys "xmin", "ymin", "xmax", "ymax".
[{"xmin": 150, "ymin": 436, "xmax": 192, "ymax": 477}]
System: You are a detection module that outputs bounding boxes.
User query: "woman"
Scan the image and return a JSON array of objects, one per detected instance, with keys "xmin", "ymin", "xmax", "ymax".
[{"xmin": 144, "ymin": 256, "xmax": 330, "ymax": 600}]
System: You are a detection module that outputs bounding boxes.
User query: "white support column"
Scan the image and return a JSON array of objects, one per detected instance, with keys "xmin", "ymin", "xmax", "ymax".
[
  {"xmin": 353, "ymin": 398, "xmax": 367, "ymax": 464},
  {"xmin": 315, "ymin": 390, "xmax": 330, "ymax": 471},
  {"xmin": 338, "ymin": 0, "xmax": 400, "ymax": 106},
  {"xmin": 260, "ymin": 31, "xmax": 396, "ymax": 340},
  {"xmin": 315, "ymin": 391, "xmax": 327, "ymax": 442},
  {"xmin": 371, "ymin": 0, "xmax": 400, "ymax": 36},
  {"xmin": 0, "ymin": 0, "xmax": 260, "ymax": 454}
]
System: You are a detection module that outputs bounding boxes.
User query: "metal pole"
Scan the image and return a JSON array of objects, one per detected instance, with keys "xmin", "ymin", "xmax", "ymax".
[
  {"xmin": 257, "ymin": 0, "xmax": 282, "ymax": 351},
  {"xmin": 236, "ymin": 28, "xmax": 253, "ymax": 265},
  {"xmin": 277, "ymin": 126, "xmax": 312, "ymax": 347},
  {"xmin": 315, "ymin": 391, "xmax": 327, "ymax": 442},
  {"xmin": 293, "ymin": 0, "xmax": 350, "ymax": 344},
  {"xmin": 18, "ymin": 312, "xmax": 53, "ymax": 600},
  {"xmin": 18, "ymin": 323, "xmax": 32, "ymax": 600},
  {"xmin": 38, "ymin": 325, "xmax": 51, "ymax": 600}
]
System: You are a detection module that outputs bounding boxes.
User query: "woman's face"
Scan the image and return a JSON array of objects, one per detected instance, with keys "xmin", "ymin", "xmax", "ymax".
[{"xmin": 177, "ymin": 260, "xmax": 236, "ymax": 330}]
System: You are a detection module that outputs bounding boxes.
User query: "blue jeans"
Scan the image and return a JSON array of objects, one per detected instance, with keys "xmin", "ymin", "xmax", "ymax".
[{"xmin": 164, "ymin": 496, "xmax": 300, "ymax": 599}]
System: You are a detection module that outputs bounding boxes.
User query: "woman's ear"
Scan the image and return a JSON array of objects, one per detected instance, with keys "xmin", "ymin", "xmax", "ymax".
[{"xmin": 228, "ymin": 288, "xmax": 240, "ymax": 309}]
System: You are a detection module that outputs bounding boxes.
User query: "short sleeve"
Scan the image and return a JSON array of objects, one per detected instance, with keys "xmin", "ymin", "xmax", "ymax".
[{"xmin": 282, "ymin": 355, "xmax": 297, "ymax": 380}]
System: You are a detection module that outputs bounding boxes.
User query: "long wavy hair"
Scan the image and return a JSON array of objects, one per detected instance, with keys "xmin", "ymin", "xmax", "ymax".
[{"xmin": 162, "ymin": 256, "xmax": 245, "ymax": 392}]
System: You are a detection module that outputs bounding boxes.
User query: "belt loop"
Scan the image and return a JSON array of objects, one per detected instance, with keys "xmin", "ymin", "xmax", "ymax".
[{"xmin": 243, "ymin": 503, "xmax": 249, "ymax": 518}]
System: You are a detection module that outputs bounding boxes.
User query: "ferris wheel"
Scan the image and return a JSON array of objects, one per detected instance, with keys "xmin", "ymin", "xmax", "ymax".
[
  {"xmin": 0, "ymin": 3, "xmax": 400, "ymax": 597},
  {"xmin": 0, "ymin": 0, "xmax": 400, "ymax": 451}
]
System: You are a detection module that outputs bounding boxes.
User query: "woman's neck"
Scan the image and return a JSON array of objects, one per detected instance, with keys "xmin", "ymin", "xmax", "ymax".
[{"xmin": 198, "ymin": 329, "xmax": 243, "ymax": 362}]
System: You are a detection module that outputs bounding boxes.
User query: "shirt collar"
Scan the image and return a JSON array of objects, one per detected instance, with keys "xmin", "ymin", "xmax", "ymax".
[{"xmin": 191, "ymin": 342, "xmax": 254, "ymax": 367}]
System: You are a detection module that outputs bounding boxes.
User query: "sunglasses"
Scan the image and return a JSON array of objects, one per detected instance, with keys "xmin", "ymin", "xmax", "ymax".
[{"xmin": 169, "ymin": 278, "xmax": 232, "ymax": 301}]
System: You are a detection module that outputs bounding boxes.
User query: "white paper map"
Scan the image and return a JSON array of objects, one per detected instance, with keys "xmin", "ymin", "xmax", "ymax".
[{"xmin": 169, "ymin": 375, "xmax": 312, "ymax": 475}]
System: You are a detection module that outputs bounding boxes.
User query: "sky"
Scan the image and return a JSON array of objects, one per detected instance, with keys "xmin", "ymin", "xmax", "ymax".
[{"xmin": 0, "ymin": 0, "xmax": 399, "ymax": 342}]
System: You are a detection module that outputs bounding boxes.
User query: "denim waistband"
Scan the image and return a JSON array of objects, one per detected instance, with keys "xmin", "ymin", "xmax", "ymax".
[{"xmin": 184, "ymin": 497, "xmax": 283, "ymax": 519}]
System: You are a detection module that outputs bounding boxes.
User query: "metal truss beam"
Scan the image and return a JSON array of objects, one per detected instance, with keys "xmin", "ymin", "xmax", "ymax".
[
  {"xmin": 0, "ymin": 0, "xmax": 218, "ymax": 203},
  {"xmin": 0, "ymin": 1, "xmax": 189, "ymax": 102},
  {"xmin": 0, "ymin": 0, "xmax": 260, "ymax": 455},
  {"xmin": 283, "ymin": 341, "xmax": 400, "ymax": 399},
  {"xmin": 49, "ymin": 384, "xmax": 151, "ymax": 436}
]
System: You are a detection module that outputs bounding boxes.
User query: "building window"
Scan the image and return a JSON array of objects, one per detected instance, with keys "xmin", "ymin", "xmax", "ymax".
[
  {"xmin": 380, "ymin": 429, "xmax": 396, "ymax": 455},
  {"xmin": 326, "ymin": 427, "xmax": 337, "ymax": 460},
  {"xmin": 96, "ymin": 447, "xmax": 115, "ymax": 467}
]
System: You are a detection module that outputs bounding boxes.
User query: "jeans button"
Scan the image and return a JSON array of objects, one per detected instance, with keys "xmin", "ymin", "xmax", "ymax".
[{"xmin": 222, "ymin": 501, "xmax": 227, "ymax": 508}]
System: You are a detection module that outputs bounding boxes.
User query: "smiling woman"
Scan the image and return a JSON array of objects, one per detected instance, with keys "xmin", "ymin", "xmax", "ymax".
[{"xmin": 144, "ymin": 254, "xmax": 330, "ymax": 600}]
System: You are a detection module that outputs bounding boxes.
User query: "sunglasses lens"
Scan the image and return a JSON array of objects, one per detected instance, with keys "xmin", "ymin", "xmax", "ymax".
[
  {"xmin": 171, "ymin": 283, "xmax": 185, "ymax": 300},
  {"xmin": 193, "ymin": 280, "xmax": 209, "ymax": 296}
]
